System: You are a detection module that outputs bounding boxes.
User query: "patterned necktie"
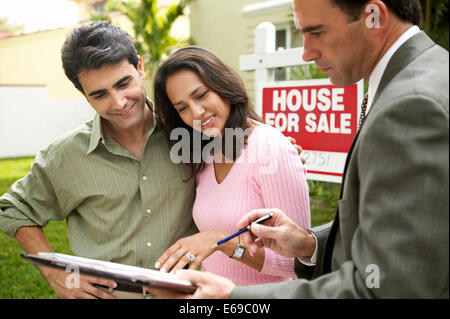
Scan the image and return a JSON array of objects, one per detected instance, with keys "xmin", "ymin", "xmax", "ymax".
[{"xmin": 358, "ymin": 93, "xmax": 369, "ymax": 129}]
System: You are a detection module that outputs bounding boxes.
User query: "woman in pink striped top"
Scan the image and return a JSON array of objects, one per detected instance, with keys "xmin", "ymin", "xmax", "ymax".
[{"xmin": 153, "ymin": 46, "xmax": 310, "ymax": 285}]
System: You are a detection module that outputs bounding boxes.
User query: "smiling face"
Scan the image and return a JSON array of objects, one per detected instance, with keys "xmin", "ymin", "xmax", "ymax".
[
  {"xmin": 294, "ymin": 0, "xmax": 377, "ymax": 87},
  {"xmin": 166, "ymin": 69, "xmax": 231, "ymax": 138},
  {"xmin": 78, "ymin": 58, "xmax": 148, "ymax": 133}
]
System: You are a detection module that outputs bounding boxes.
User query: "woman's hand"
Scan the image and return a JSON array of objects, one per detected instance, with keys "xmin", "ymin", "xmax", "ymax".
[
  {"xmin": 155, "ymin": 231, "xmax": 226, "ymax": 273},
  {"xmin": 286, "ymin": 136, "xmax": 306, "ymax": 164}
]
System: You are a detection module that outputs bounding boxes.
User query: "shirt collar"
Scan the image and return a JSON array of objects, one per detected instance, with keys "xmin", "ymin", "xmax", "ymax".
[
  {"xmin": 87, "ymin": 97, "xmax": 156, "ymax": 154},
  {"xmin": 367, "ymin": 25, "xmax": 421, "ymax": 113},
  {"xmin": 87, "ymin": 112, "xmax": 105, "ymax": 154}
]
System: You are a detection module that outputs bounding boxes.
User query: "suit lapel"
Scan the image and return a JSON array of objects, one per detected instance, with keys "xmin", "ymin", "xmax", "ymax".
[{"xmin": 321, "ymin": 125, "xmax": 361, "ymax": 273}]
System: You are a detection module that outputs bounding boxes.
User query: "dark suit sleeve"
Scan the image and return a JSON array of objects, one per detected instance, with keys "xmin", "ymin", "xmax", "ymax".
[{"xmin": 294, "ymin": 222, "xmax": 332, "ymax": 279}]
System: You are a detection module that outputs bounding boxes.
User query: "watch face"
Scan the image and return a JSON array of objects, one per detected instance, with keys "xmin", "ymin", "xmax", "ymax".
[{"xmin": 233, "ymin": 246, "xmax": 245, "ymax": 259}]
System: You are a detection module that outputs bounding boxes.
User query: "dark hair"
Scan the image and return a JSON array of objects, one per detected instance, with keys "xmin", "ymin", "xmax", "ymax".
[
  {"xmin": 154, "ymin": 46, "xmax": 261, "ymax": 179},
  {"xmin": 61, "ymin": 21, "xmax": 139, "ymax": 93},
  {"xmin": 331, "ymin": 0, "xmax": 422, "ymax": 26}
]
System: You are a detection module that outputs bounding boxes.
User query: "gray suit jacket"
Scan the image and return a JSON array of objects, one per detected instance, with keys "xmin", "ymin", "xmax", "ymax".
[{"xmin": 232, "ymin": 32, "xmax": 449, "ymax": 298}]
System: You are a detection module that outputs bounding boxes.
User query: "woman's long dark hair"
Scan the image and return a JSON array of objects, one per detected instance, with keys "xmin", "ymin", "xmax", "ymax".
[{"xmin": 154, "ymin": 46, "xmax": 261, "ymax": 180}]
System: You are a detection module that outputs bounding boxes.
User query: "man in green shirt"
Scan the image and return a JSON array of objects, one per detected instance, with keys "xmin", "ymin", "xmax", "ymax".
[{"xmin": 0, "ymin": 21, "xmax": 197, "ymax": 298}]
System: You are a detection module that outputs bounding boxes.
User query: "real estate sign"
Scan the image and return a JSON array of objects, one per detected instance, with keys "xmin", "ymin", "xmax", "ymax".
[{"xmin": 259, "ymin": 79, "xmax": 364, "ymax": 183}]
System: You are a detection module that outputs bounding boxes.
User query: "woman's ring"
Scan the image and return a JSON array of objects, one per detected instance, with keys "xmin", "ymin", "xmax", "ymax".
[{"xmin": 185, "ymin": 252, "xmax": 195, "ymax": 263}]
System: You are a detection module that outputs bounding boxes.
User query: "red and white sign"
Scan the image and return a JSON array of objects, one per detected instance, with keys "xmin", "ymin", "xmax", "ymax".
[{"xmin": 260, "ymin": 79, "xmax": 363, "ymax": 183}]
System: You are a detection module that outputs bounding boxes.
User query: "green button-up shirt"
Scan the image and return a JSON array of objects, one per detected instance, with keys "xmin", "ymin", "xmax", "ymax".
[{"xmin": 0, "ymin": 102, "xmax": 197, "ymax": 269}]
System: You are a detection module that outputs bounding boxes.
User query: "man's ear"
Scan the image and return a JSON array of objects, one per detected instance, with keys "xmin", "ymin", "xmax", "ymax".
[
  {"xmin": 137, "ymin": 56, "xmax": 145, "ymax": 79},
  {"xmin": 362, "ymin": 0, "xmax": 389, "ymax": 32}
]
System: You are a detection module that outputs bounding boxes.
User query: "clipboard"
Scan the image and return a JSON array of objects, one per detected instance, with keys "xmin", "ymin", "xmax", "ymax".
[{"xmin": 21, "ymin": 252, "xmax": 197, "ymax": 294}]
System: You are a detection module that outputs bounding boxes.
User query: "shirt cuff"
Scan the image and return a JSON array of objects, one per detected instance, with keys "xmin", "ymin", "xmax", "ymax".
[
  {"xmin": 0, "ymin": 211, "xmax": 39, "ymax": 238},
  {"xmin": 296, "ymin": 230, "xmax": 318, "ymax": 266}
]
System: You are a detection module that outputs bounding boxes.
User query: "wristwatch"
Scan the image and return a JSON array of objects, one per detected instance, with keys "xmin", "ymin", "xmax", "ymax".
[{"xmin": 231, "ymin": 237, "xmax": 246, "ymax": 259}]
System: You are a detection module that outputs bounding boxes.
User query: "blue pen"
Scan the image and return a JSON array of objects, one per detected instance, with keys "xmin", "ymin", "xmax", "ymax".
[{"xmin": 213, "ymin": 213, "xmax": 273, "ymax": 247}]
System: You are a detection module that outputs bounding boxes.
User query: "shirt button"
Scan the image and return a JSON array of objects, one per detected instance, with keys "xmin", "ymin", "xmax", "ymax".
[
  {"xmin": 146, "ymin": 242, "xmax": 152, "ymax": 247},
  {"xmin": 142, "ymin": 176, "xmax": 147, "ymax": 180},
  {"xmin": 146, "ymin": 209, "xmax": 151, "ymax": 214}
]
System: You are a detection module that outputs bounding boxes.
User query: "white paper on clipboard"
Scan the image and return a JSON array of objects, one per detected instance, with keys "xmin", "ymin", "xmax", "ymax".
[{"xmin": 21, "ymin": 252, "xmax": 196, "ymax": 294}]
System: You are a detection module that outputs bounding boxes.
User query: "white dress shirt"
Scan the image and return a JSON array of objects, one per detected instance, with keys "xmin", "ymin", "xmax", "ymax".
[{"xmin": 298, "ymin": 25, "xmax": 421, "ymax": 267}]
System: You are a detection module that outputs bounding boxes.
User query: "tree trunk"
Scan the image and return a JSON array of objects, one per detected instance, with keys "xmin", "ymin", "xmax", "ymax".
[{"xmin": 425, "ymin": 0, "xmax": 431, "ymax": 32}]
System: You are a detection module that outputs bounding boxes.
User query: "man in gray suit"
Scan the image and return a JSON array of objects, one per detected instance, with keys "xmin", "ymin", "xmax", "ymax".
[{"xmin": 149, "ymin": 0, "xmax": 449, "ymax": 298}]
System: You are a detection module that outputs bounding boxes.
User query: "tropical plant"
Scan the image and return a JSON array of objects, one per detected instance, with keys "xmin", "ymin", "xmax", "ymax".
[{"xmin": 92, "ymin": 0, "xmax": 192, "ymax": 79}]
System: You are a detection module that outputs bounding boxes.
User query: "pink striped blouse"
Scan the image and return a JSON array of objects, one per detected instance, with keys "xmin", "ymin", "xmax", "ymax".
[{"xmin": 193, "ymin": 124, "xmax": 310, "ymax": 286}]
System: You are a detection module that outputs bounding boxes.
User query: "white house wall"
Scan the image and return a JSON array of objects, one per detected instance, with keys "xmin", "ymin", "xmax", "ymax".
[{"xmin": 0, "ymin": 85, "xmax": 94, "ymax": 158}]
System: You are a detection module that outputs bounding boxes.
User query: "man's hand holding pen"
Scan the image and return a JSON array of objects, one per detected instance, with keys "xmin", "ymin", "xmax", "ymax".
[{"xmin": 236, "ymin": 208, "xmax": 316, "ymax": 259}]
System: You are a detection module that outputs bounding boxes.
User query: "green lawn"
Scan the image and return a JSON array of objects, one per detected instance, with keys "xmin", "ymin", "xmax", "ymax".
[
  {"xmin": 0, "ymin": 156, "xmax": 338, "ymax": 299},
  {"xmin": 0, "ymin": 157, "xmax": 72, "ymax": 298}
]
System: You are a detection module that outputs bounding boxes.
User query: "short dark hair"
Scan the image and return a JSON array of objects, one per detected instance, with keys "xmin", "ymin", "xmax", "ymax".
[
  {"xmin": 330, "ymin": 0, "xmax": 422, "ymax": 26},
  {"xmin": 153, "ymin": 46, "xmax": 261, "ymax": 179},
  {"xmin": 61, "ymin": 21, "xmax": 139, "ymax": 92}
]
